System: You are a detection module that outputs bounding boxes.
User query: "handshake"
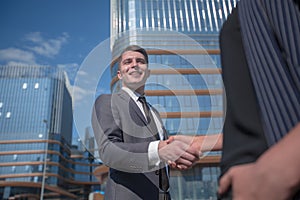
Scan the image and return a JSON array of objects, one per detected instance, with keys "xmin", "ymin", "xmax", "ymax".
[{"xmin": 158, "ymin": 134, "xmax": 222, "ymax": 170}]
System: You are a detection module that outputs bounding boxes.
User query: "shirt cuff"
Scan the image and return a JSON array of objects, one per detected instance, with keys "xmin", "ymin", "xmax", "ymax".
[{"xmin": 148, "ymin": 140, "xmax": 161, "ymax": 167}]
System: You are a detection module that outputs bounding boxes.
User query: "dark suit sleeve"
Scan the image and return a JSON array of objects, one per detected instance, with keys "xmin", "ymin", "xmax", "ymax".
[{"xmin": 92, "ymin": 94, "xmax": 156, "ymax": 173}]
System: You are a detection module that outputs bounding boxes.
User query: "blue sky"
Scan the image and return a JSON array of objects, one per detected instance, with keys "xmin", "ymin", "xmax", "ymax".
[
  {"xmin": 0, "ymin": 0, "xmax": 111, "ymax": 91},
  {"xmin": 0, "ymin": 0, "xmax": 111, "ymax": 151}
]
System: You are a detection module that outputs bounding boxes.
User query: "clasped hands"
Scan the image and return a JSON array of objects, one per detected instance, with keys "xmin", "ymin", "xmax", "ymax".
[{"xmin": 158, "ymin": 135, "xmax": 203, "ymax": 170}]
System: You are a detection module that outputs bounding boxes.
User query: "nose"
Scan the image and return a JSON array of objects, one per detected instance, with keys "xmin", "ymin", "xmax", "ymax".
[{"xmin": 130, "ymin": 59, "xmax": 138, "ymax": 68}]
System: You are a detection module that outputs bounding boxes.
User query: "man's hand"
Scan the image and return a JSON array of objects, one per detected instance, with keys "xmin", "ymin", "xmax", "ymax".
[
  {"xmin": 165, "ymin": 134, "xmax": 222, "ymax": 170},
  {"xmin": 158, "ymin": 139, "xmax": 198, "ymax": 170},
  {"xmin": 218, "ymin": 162, "xmax": 292, "ymax": 200},
  {"xmin": 219, "ymin": 124, "xmax": 300, "ymax": 200},
  {"xmin": 171, "ymin": 134, "xmax": 222, "ymax": 153}
]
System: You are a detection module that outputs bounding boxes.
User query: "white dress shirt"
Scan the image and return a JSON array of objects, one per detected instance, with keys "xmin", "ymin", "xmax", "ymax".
[{"xmin": 122, "ymin": 87, "xmax": 163, "ymax": 167}]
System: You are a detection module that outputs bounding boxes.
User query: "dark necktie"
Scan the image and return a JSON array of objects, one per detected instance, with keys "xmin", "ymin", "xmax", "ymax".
[
  {"xmin": 138, "ymin": 96, "xmax": 170, "ymax": 198},
  {"xmin": 138, "ymin": 96, "xmax": 159, "ymax": 139}
]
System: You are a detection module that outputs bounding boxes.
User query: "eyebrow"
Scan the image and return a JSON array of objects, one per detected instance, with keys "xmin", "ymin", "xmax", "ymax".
[{"xmin": 122, "ymin": 57, "xmax": 146, "ymax": 63}]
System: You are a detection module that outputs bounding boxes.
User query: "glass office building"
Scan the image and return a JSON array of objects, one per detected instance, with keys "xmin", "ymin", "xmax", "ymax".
[
  {"xmin": 107, "ymin": 0, "xmax": 237, "ymax": 199},
  {"xmin": 0, "ymin": 66, "xmax": 101, "ymax": 199}
]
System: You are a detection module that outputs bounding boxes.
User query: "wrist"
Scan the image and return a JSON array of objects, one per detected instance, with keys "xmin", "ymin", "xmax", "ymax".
[
  {"xmin": 200, "ymin": 134, "xmax": 223, "ymax": 152},
  {"xmin": 158, "ymin": 140, "xmax": 168, "ymax": 162},
  {"xmin": 158, "ymin": 140, "xmax": 167, "ymax": 151},
  {"xmin": 148, "ymin": 141, "xmax": 161, "ymax": 167}
]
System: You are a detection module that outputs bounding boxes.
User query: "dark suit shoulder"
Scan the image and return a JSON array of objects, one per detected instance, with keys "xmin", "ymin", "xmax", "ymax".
[
  {"xmin": 94, "ymin": 94, "xmax": 112, "ymax": 106},
  {"xmin": 95, "ymin": 93, "xmax": 112, "ymax": 101}
]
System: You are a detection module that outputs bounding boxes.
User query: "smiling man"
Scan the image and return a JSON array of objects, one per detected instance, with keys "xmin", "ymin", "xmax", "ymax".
[
  {"xmin": 92, "ymin": 45, "xmax": 198, "ymax": 200},
  {"xmin": 117, "ymin": 48, "xmax": 149, "ymax": 92}
]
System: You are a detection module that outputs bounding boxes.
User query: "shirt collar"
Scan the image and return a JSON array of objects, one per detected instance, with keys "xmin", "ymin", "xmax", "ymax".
[{"xmin": 121, "ymin": 87, "xmax": 143, "ymax": 102}]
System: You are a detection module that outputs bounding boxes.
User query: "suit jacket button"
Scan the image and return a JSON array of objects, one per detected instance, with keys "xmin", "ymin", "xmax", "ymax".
[{"xmin": 155, "ymin": 170, "xmax": 159, "ymax": 175}]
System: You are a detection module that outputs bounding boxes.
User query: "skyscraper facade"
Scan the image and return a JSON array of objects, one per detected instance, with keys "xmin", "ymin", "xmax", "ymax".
[
  {"xmin": 108, "ymin": 0, "xmax": 238, "ymax": 199},
  {"xmin": 0, "ymin": 66, "xmax": 101, "ymax": 199}
]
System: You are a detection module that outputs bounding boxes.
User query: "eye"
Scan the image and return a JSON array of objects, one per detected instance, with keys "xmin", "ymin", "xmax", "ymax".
[
  {"xmin": 122, "ymin": 59, "xmax": 132, "ymax": 65},
  {"xmin": 136, "ymin": 58, "xmax": 146, "ymax": 64}
]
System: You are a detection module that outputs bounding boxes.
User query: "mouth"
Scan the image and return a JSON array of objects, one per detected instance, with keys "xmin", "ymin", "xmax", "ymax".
[{"xmin": 129, "ymin": 70, "xmax": 143, "ymax": 75}]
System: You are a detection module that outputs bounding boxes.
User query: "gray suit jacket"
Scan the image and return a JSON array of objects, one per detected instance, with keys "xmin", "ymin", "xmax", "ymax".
[{"xmin": 92, "ymin": 90, "xmax": 169, "ymax": 200}]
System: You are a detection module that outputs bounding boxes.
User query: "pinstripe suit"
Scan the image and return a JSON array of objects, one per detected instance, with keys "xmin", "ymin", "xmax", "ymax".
[
  {"xmin": 219, "ymin": 0, "xmax": 300, "ymax": 199},
  {"xmin": 238, "ymin": 0, "xmax": 300, "ymax": 145}
]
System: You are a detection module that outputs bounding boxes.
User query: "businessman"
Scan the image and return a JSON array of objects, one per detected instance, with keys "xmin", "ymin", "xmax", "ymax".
[{"xmin": 92, "ymin": 45, "xmax": 198, "ymax": 200}]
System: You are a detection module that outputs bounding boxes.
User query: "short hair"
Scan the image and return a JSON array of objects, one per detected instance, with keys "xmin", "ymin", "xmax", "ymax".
[{"xmin": 118, "ymin": 45, "xmax": 148, "ymax": 69}]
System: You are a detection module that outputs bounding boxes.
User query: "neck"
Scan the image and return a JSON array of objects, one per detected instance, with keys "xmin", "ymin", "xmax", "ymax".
[
  {"xmin": 134, "ymin": 86, "xmax": 145, "ymax": 95},
  {"xmin": 123, "ymin": 85, "xmax": 145, "ymax": 95}
]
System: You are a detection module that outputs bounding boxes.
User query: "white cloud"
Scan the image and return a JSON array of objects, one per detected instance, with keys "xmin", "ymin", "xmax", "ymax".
[
  {"xmin": 70, "ymin": 84, "xmax": 95, "ymax": 102},
  {"xmin": 24, "ymin": 32, "xmax": 43, "ymax": 43},
  {"xmin": 77, "ymin": 70, "xmax": 89, "ymax": 76},
  {"xmin": 0, "ymin": 32, "xmax": 69, "ymax": 66},
  {"xmin": 0, "ymin": 48, "xmax": 36, "ymax": 64},
  {"xmin": 25, "ymin": 32, "xmax": 69, "ymax": 57},
  {"xmin": 57, "ymin": 63, "xmax": 79, "ymax": 70},
  {"xmin": 6, "ymin": 61, "xmax": 35, "ymax": 66},
  {"xmin": 57, "ymin": 63, "xmax": 80, "ymax": 83}
]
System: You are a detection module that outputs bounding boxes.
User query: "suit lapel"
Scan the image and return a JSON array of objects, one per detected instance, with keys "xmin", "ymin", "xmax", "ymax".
[
  {"xmin": 118, "ymin": 90, "xmax": 148, "ymax": 125},
  {"xmin": 117, "ymin": 90, "xmax": 166, "ymax": 139},
  {"xmin": 151, "ymin": 107, "xmax": 169, "ymax": 140}
]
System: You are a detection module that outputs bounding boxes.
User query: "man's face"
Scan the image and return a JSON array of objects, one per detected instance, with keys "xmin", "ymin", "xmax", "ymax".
[{"xmin": 117, "ymin": 50, "xmax": 150, "ymax": 90}]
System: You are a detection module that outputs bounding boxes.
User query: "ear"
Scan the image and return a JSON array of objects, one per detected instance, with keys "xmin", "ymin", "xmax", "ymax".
[
  {"xmin": 146, "ymin": 69, "xmax": 151, "ymax": 78},
  {"xmin": 117, "ymin": 70, "xmax": 122, "ymax": 80}
]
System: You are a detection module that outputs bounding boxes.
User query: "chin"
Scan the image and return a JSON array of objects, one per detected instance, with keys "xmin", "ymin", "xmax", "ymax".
[{"xmin": 127, "ymin": 82, "xmax": 144, "ymax": 88}]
